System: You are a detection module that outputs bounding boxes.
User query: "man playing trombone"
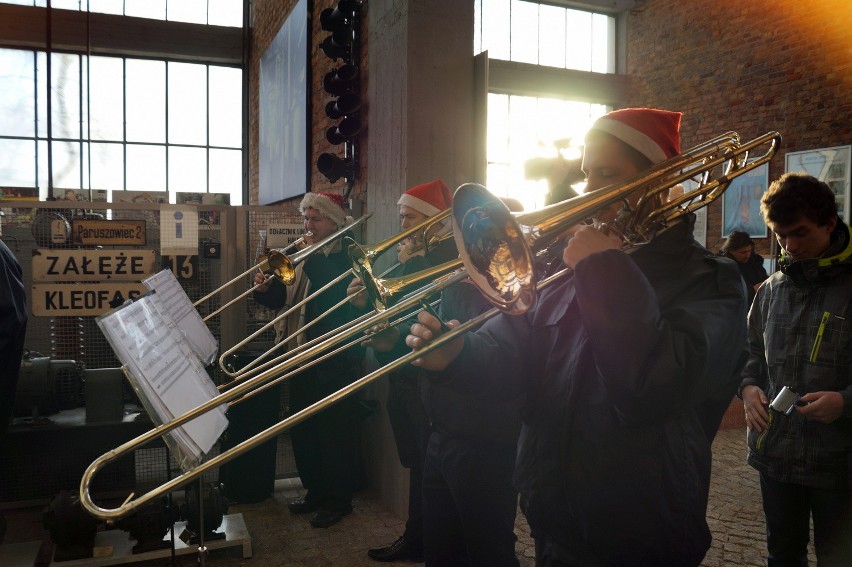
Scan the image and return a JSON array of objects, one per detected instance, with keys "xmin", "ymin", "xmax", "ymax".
[
  {"xmin": 348, "ymin": 179, "xmax": 455, "ymax": 562},
  {"xmin": 254, "ymin": 191, "xmax": 364, "ymax": 529},
  {"xmin": 407, "ymin": 109, "xmax": 750, "ymax": 565}
]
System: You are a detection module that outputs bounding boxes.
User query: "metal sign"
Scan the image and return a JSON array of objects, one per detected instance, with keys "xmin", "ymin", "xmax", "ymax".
[
  {"xmin": 32, "ymin": 283, "xmax": 148, "ymax": 316},
  {"xmin": 72, "ymin": 219, "xmax": 147, "ymax": 245},
  {"xmin": 267, "ymin": 223, "xmax": 304, "ymax": 249},
  {"xmin": 162, "ymin": 255, "xmax": 199, "ymax": 282},
  {"xmin": 31, "ymin": 249, "xmax": 157, "ymax": 282}
]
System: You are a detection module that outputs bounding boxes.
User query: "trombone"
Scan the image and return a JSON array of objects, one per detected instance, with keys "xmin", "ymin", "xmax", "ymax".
[
  {"xmin": 79, "ymin": 130, "xmax": 780, "ymax": 521},
  {"xmin": 193, "ymin": 214, "xmax": 371, "ymax": 322},
  {"xmin": 219, "ymin": 208, "xmax": 456, "ymax": 378}
]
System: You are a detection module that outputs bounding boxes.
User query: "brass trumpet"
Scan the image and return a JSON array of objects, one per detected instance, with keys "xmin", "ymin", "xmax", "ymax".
[{"xmin": 79, "ymin": 130, "xmax": 780, "ymax": 521}]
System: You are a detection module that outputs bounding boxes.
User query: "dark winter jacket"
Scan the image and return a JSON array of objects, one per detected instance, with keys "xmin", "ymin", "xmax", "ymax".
[
  {"xmin": 423, "ymin": 279, "xmax": 524, "ymax": 444},
  {"xmin": 0, "ymin": 239, "xmax": 27, "ymax": 433},
  {"xmin": 436, "ymin": 215, "xmax": 748, "ymax": 565},
  {"xmin": 740, "ymin": 220, "xmax": 852, "ymax": 490},
  {"xmin": 723, "ymin": 250, "xmax": 769, "ymax": 305}
]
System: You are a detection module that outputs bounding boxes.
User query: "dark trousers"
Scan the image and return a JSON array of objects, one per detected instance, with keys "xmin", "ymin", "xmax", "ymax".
[
  {"xmin": 422, "ymin": 432, "xmax": 520, "ymax": 567},
  {"xmin": 387, "ymin": 376, "xmax": 428, "ymax": 546},
  {"xmin": 760, "ymin": 472, "xmax": 852, "ymax": 567},
  {"xmin": 289, "ymin": 372, "xmax": 359, "ymax": 513}
]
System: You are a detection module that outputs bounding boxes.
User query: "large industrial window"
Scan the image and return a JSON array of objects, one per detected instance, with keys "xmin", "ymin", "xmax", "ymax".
[
  {"xmin": 0, "ymin": 49, "xmax": 243, "ymax": 204},
  {"xmin": 0, "ymin": 1, "xmax": 244, "ymax": 204},
  {"xmin": 474, "ymin": 0, "xmax": 618, "ymax": 211},
  {"xmin": 0, "ymin": 0, "xmax": 243, "ymax": 26}
]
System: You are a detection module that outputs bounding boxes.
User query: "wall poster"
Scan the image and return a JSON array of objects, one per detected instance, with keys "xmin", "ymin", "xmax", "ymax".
[{"xmin": 785, "ymin": 145, "xmax": 851, "ymax": 223}]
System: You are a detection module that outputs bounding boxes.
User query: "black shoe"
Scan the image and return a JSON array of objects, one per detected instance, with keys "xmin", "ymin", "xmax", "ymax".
[
  {"xmin": 367, "ymin": 534, "xmax": 424, "ymax": 562},
  {"xmin": 288, "ymin": 498, "xmax": 318, "ymax": 514},
  {"xmin": 309, "ymin": 505, "xmax": 353, "ymax": 528}
]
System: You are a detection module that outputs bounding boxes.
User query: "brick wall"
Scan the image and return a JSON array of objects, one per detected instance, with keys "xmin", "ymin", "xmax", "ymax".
[
  {"xmin": 625, "ymin": 0, "xmax": 851, "ymax": 256},
  {"xmin": 249, "ymin": 0, "xmax": 369, "ymax": 207}
]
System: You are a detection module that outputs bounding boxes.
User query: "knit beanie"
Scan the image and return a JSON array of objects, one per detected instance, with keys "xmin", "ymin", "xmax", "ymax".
[
  {"xmin": 589, "ymin": 108, "xmax": 682, "ymax": 164},
  {"xmin": 397, "ymin": 179, "xmax": 452, "ymax": 217},
  {"xmin": 300, "ymin": 191, "xmax": 349, "ymax": 228}
]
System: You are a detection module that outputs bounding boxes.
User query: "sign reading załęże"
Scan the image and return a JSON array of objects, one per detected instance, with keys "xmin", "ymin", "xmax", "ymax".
[
  {"xmin": 32, "ymin": 283, "xmax": 148, "ymax": 316},
  {"xmin": 32, "ymin": 249, "xmax": 157, "ymax": 282}
]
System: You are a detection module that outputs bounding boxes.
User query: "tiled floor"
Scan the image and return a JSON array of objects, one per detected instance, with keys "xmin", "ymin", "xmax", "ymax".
[{"xmin": 1, "ymin": 427, "xmax": 812, "ymax": 566}]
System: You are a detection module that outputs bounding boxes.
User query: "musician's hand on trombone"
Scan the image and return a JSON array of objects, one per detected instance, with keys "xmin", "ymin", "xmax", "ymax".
[
  {"xmin": 361, "ymin": 324, "xmax": 400, "ymax": 352},
  {"xmin": 406, "ymin": 310, "xmax": 464, "ymax": 371},
  {"xmin": 253, "ymin": 271, "xmax": 272, "ymax": 293},
  {"xmin": 561, "ymin": 224, "xmax": 621, "ymax": 270},
  {"xmin": 347, "ymin": 277, "xmax": 369, "ymax": 310},
  {"xmin": 397, "ymin": 238, "xmax": 425, "ymax": 264}
]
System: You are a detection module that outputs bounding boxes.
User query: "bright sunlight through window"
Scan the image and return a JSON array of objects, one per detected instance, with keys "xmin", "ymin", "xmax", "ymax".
[{"xmin": 475, "ymin": 0, "xmax": 615, "ymax": 211}]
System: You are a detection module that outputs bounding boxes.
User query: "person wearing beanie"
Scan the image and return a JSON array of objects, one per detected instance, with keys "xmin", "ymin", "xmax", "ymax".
[
  {"xmin": 355, "ymin": 180, "xmax": 522, "ymax": 565},
  {"xmin": 254, "ymin": 191, "xmax": 364, "ymax": 529},
  {"xmin": 739, "ymin": 173, "xmax": 852, "ymax": 566},
  {"xmin": 719, "ymin": 230, "xmax": 769, "ymax": 305},
  {"xmin": 407, "ymin": 108, "xmax": 749, "ymax": 565}
]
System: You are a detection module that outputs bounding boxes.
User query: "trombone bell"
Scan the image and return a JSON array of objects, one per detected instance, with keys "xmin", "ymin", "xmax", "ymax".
[
  {"xmin": 452, "ymin": 184, "xmax": 536, "ymax": 316},
  {"xmin": 265, "ymin": 250, "xmax": 297, "ymax": 286}
]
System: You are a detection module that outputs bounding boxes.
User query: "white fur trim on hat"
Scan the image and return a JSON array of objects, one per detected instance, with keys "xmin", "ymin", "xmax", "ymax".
[
  {"xmin": 592, "ymin": 117, "xmax": 668, "ymax": 164},
  {"xmin": 397, "ymin": 193, "xmax": 442, "ymax": 217},
  {"xmin": 300, "ymin": 192, "xmax": 347, "ymax": 228}
]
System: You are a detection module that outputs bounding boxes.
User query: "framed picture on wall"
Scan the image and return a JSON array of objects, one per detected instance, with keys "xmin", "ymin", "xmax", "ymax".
[
  {"xmin": 721, "ymin": 161, "xmax": 769, "ymax": 238},
  {"xmin": 679, "ymin": 178, "xmax": 707, "ymax": 247},
  {"xmin": 785, "ymin": 145, "xmax": 851, "ymax": 223}
]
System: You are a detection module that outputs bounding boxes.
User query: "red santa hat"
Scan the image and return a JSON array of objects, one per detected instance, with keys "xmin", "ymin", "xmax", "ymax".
[
  {"xmin": 300, "ymin": 191, "xmax": 349, "ymax": 228},
  {"xmin": 589, "ymin": 108, "xmax": 682, "ymax": 164},
  {"xmin": 397, "ymin": 179, "xmax": 452, "ymax": 217}
]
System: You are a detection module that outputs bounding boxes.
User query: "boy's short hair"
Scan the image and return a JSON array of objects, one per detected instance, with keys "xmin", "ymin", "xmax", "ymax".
[{"xmin": 761, "ymin": 172, "xmax": 837, "ymax": 227}]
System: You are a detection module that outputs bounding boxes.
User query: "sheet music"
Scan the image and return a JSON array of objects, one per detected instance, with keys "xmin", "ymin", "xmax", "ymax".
[
  {"xmin": 97, "ymin": 295, "xmax": 228, "ymax": 466},
  {"xmin": 143, "ymin": 269, "xmax": 218, "ymax": 366}
]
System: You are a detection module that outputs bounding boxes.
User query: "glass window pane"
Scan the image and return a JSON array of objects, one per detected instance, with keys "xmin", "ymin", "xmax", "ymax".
[
  {"xmin": 565, "ymin": 10, "xmax": 592, "ymax": 72},
  {"xmin": 126, "ymin": 144, "xmax": 166, "ymax": 191},
  {"xmin": 169, "ymin": 146, "xmax": 207, "ymax": 193},
  {"xmin": 208, "ymin": 0, "xmax": 243, "ymax": 27},
  {"xmin": 51, "ymin": 53, "xmax": 81, "ymax": 139},
  {"xmin": 88, "ymin": 0, "xmax": 123, "ymax": 16},
  {"xmin": 209, "ymin": 148, "xmax": 242, "ymax": 205},
  {"xmin": 487, "ymin": 93, "xmax": 510, "ymax": 164},
  {"xmin": 90, "ymin": 142, "xmax": 124, "ymax": 190},
  {"xmin": 126, "ymin": 59, "xmax": 165, "ymax": 143},
  {"xmin": 37, "ymin": 52, "xmax": 47, "ymax": 138},
  {"xmin": 209, "ymin": 66, "xmax": 242, "ymax": 148},
  {"xmin": 538, "ymin": 5, "xmax": 566, "ymax": 69},
  {"xmin": 126, "ymin": 0, "xmax": 165, "ymax": 19},
  {"xmin": 592, "ymin": 14, "xmax": 615, "ymax": 73},
  {"xmin": 0, "ymin": 139, "xmax": 36, "ymax": 187},
  {"xmin": 487, "ymin": 95, "xmax": 608, "ymax": 211},
  {"xmin": 510, "ymin": 0, "xmax": 538, "ymax": 64},
  {"xmin": 0, "ymin": 49, "xmax": 36, "ymax": 137},
  {"xmin": 481, "ymin": 0, "xmax": 510, "ymax": 60},
  {"xmin": 89, "ymin": 56, "xmax": 124, "ymax": 141},
  {"xmin": 167, "ymin": 0, "xmax": 206, "ymax": 24},
  {"xmin": 51, "ymin": 140, "xmax": 82, "ymax": 189},
  {"xmin": 50, "ymin": 0, "xmax": 81, "ymax": 10},
  {"xmin": 168, "ymin": 62, "xmax": 208, "ymax": 145},
  {"xmin": 37, "ymin": 140, "xmax": 48, "ymax": 197},
  {"xmin": 6, "ymin": 1, "xmax": 36, "ymax": 6}
]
